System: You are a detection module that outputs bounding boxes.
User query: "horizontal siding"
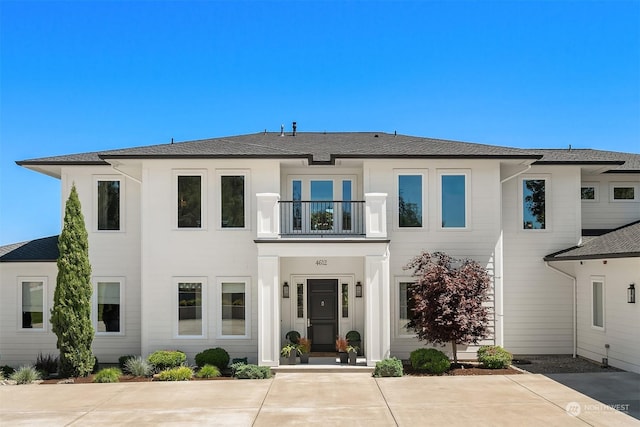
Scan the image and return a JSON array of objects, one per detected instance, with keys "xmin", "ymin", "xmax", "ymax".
[{"xmin": 581, "ymin": 174, "xmax": 640, "ymax": 229}]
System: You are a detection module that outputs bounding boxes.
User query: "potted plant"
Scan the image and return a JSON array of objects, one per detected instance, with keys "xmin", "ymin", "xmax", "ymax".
[
  {"xmin": 336, "ymin": 336, "xmax": 349, "ymax": 364},
  {"xmin": 298, "ymin": 337, "xmax": 311, "ymax": 364},
  {"xmin": 281, "ymin": 344, "xmax": 300, "ymax": 365},
  {"xmin": 347, "ymin": 345, "xmax": 358, "ymax": 365}
]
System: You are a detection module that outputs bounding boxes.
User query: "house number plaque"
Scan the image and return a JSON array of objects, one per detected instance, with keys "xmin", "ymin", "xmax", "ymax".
[{"xmin": 315, "ymin": 259, "xmax": 328, "ymax": 266}]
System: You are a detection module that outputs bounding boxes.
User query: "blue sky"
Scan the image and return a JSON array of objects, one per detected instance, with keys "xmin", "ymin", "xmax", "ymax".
[{"xmin": 1, "ymin": 1, "xmax": 639, "ymax": 245}]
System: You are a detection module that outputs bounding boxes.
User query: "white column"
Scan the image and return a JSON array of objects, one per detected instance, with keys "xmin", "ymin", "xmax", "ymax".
[
  {"xmin": 365, "ymin": 193, "xmax": 387, "ymax": 238},
  {"xmin": 258, "ymin": 255, "xmax": 280, "ymax": 366},
  {"xmin": 364, "ymin": 251, "xmax": 390, "ymax": 366},
  {"xmin": 256, "ymin": 193, "xmax": 280, "ymax": 238}
]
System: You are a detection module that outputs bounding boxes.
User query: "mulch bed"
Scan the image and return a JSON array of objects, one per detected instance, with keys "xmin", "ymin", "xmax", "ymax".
[
  {"xmin": 403, "ymin": 362, "xmax": 522, "ymax": 376},
  {"xmin": 40, "ymin": 374, "xmax": 235, "ymax": 384}
]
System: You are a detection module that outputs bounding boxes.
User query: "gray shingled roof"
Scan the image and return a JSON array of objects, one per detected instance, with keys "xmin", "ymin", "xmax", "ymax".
[
  {"xmin": 544, "ymin": 221, "xmax": 640, "ymax": 261},
  {"xmin": 0, "ymin": 236, "xmax": 59, "ymax": 262},
  {"xmin": 532, "ymin": 149, "xmax": 640, "ymax": 172},
  {"xmin": 17, "ymin": 132, "xmax": 541, "ymax": 166}
]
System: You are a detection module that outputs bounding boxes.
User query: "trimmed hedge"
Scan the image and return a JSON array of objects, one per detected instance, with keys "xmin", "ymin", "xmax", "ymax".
[
  {"xmin": 147, "ymin": 350, "xmax": 186, "ymax": 372},
  {"xmin": 194, "ymin": 348, "xmax": 230, "ymax": 370},
  {"xmin": 410, "ymin": 348, "xmax": 451, "ymax": 374},
  {"xmin": 373, "ymin": 357, "xmax": 404, "ymax": 377},
  {"xmin": 477, "ymin": 345, "xmax": 512, "ymax": 369}
]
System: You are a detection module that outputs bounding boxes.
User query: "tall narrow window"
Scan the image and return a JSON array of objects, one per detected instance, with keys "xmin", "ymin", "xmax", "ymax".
[
  {"xmin": 592, "ymin": 280, "xmax": 604, "ymax": 329},
  {"xmin": 292, "ymin": 180, "xmax": 302, "ymax": 231},
  {"xmin": 297, "ymin": 283, "xmax": 304, "ymax": 318},
  {"xmin": 399, "ymin": 282, "xmax": 415, "ymax": 334},
  {"xmin": 311, "ymin": 180, "xmax": 333, "ymax": 230},
  {"xmin": 97, "ymin": 281, "xmax": 121, "ymax": 333},
  {"xmin": 523, "ymin": 179, "xmax": 546, "ymax": 229},
  {"xmin": 398, "ymin": 175, "xmax": 422, "ymax": 227},
  {"xmin": 342, "ymin": 180, "xmax": 352, "ymax": 231},
  {"xmin": 177, "ymin": 176, "xmax": 202, "ymax": 228},
  {"xmin": 342, "ymin": 283, "xmax": 349, "ymax": 318},
  {"xmin": 221, "ymin": 282, "xmax": 245, "ymax": 336},
  {"xmin": 178, "ymin": 282, "xmax": 202, "ymax": 336},
  {"xmin": 97, "ymin": 180, "xmax": 120, "ymax": 230},
  {"xmin": 441, "ymin": 174, "xmax": 466, "ymax": 228},
  {"xmin": 21, "ymin": 281, "xmax": 44, "ymax": 329},
  {"xmin": 221, "ymin": 176, "xmax": 245, "ymax": 228}
]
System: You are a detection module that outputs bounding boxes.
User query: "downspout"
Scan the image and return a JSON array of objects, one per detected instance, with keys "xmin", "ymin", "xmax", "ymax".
[{"xmin": 545, "ymin": 262, "xmax": 577, "ymax": 358}]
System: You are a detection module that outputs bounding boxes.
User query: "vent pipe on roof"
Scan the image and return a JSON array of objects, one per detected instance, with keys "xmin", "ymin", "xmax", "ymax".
[
  {"xmin": 292, "ymin": 121, "xmax": 297, "ymax": 136},
  {"xmin": 171, "ymin": 138, "xmax": 174, "ymax": 144},
  {"xmin": 280, "ymin": 124, "xmax": 285, "ymax": 137}
]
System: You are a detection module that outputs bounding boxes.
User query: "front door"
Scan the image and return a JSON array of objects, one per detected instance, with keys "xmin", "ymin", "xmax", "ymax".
[{"xmin": 307, "ymin": 279, "xmax": 338, "ymax": 352}]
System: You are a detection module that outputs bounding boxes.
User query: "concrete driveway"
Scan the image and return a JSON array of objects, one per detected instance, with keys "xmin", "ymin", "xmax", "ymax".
[{"xmin": 1, "ymin": 373, "xmax": 637, "ymax": 426}]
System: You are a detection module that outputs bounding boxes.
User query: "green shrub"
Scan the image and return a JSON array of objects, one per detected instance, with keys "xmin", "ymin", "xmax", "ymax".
[
  {"xmin": 124, "ymin": 356, "xmax": 153, "ymax": 377},
  {"xmin": 232, "ymin": 364, "xmax": 272, "ymax": 379},
  {"xmin": 93, "ymin": 368, "xmax": 122, "ymax": 383},
  {"xmin": 230, "ymin": 361, "xmax": 247, "ymax": 376},
  {"xmin": 232, "ymin": 357, "xmax": 248, "ymax": 365},
  {"xmin": 35, "ymin": 353, "xmax": 58, "ymax": 377},
  {"xmin": 1, "ymin": 365, "xmax": 15, "ymax": 378},
  {"xmin": 118, "ymin": 355, "xmax": 136, "ymax": 370},
  {"xmin": 196, "ymin": 364, "xmax": 221, "ymax": 378},
  {"xmin": 373, "ymin": 357, "xmax": 404, "ymax": 377},
  {"xmin": 147, "ymin": 350, "xmax": 186, "ymax": 372},
  {"xmin": 11, "ymin": 365, "xmax": 42, "ymax": 384},
  {"xmin": 477, "ymin": 345, "xmax": 512, "ymax": 369},
  {"xmin": 156, "ymin": 366, "xmax": 193, "ymax": 381},
  {"xmin": 194, "ymin": 348, "xmax": 230, "ymax": 370},
  {"xmin": 410, "ymin": 348, "xmax": 451, "ymax": 374}
]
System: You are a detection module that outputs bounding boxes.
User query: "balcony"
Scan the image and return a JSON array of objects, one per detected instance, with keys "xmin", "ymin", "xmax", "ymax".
[{"xmin": 257, "ymin": 193, "xmax": 387, "ymax": 239}]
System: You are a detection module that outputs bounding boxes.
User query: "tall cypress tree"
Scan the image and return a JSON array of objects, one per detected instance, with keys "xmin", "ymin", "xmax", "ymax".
[{"xmin": 51, "ymin": 184, "xmax": 95, "ymax": 377}]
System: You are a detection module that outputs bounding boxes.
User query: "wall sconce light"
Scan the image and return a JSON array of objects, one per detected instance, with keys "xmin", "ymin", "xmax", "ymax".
[
  {"xmin": 628, "ymin": 284, "xmax": 635, "ymax": 304},
  {"xmin": 283, "ymin": 282, "xmax": 289, "ymax": 299},
  {"xmin": 356, "ymin": 281, "xmax": 363, "ymax": 298}
]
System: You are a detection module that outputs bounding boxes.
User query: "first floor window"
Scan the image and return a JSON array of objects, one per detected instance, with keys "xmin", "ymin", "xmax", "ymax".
[
  {"xmin": 177, "ymin": 175, "xmax": 202, "ymax": 228},
  {"xmin": 399, "ymin": 282, "xmax": 416, "ymax": 334},
  {"xmin": 296, "ymin": 283, "xmax": 304, "ymax": 318},
  {"xmin": 341, "ymin": 283, "xmax": 349, "ymax": 318},
  {"xmin": 592, "ymin": 280, "xmax": 604, "ymax": 329},
  {"xmin": 178, "ymin": 282, "xmax": 202, "ymax": 336},
  {"xmin": 523, "ymin": 179, "xmax": 546, "ymax": 229},
  {"xmin": 97, "ymin": 281, "xmax": 121, "ymax": 333},
  {"xmin": 21, "ymin": 281, "xmax": 44, "ymax": 329},
  {"xmin": 221, "ymin": 282, "xmax": 246, "ymax": 336}
]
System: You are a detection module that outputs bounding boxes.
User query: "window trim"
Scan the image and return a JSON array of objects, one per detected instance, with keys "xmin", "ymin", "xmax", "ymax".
[
  {"xmin": 519, "ymin": 175, "xmax": 550, "ymax": 232},
  {"xmin": 174, "ymin": 277, "xmax": 207, "ymax": 339},
  {"xmin": 394, "ymin": 170, "xmax": 428, "ymax": 230},
  {"xmin": 438, "ymin": 170, "xmax": 470, "ymax": 230},
  {"xmin": 609, "ymin": 182, "xmax": 638, "ymax": 203},
  {"xmin": 216, "ymin": 277, "xmax": 251, "ymax": 339},
  {"xmin": 18, "ymin": 277, "xmax": 47, "ymax": 332},
  {"xmin": 580, "ymin": 182, "xmax": 599, "ymax": 203},
  {"xmin": 93, "ymin": 277, "xmax": 125, "ymax": 336},
  {"xmin": 173, "ymin": 170, "xmax": 207, "ymax": 230},
  {"xmin": 216, "ymin": 170, "xmax": 250, "ymax": 231},
  {"xmin": 394, "ymin": 277, "xmax": 417, "ymax": 338},
  {"xmin": 93, "ymin": 175, "xmax": 125, "ymax": 232},
  {"xmin": 590, "ymin": 277, "xmax": 605, "ymax": 331}
]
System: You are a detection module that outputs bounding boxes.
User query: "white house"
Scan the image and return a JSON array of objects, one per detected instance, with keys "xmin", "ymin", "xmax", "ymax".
[{"xmin": 1, "ymin": 130, "xmax": 638, "ymax": 372}]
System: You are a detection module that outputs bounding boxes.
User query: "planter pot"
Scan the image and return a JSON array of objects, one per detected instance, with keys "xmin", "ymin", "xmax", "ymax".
[
  {"xmin": 300, "ymin": 353, "xmax": 310, "ymax": 364},
  {"xmin": 338, "ymin": 352, "xmax": 349, "ymax": 364},
  {"xmin": 348, "ymin": 351, "xmax": 357, "ymax": 365},
  {"xmin": 288, "ymin": 352, "xmax": 297, "ymax": 365}
]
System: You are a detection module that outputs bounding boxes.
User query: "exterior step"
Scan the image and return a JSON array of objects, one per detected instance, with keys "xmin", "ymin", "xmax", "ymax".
[{"xmin": 272, "ymin": 356, "xmax": 374, "ymax": 373}]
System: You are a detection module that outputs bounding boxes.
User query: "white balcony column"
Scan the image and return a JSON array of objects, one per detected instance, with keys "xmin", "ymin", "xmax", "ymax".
[
  {"xmin": 256, "ymin": 193, "xmax": 280, "ymax": 238},
  {"xmin": 364, "ymin": 250, "xmax": 390, "ymax": 366},
  {"xmin": 365, "ymin": 193, "xmax": 387, "ymax": 238},
  {"xmin": 258, "ymin": 255, "xmax": 280, "ymax": 366}
]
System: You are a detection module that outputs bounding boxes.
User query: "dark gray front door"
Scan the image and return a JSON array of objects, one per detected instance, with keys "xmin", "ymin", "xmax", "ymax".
[{"xmin": 307, "ymin": 279, "xmax": 338, "ymax": 352}]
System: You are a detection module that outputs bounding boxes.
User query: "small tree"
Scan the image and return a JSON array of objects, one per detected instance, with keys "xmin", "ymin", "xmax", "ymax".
[
  {"xmin": 404, "ymin": 251, "xmax": 490, "ymax": 364},
  {"xmin": 51, "ymin": 184, "xmax": 94, "ymax": 377}
]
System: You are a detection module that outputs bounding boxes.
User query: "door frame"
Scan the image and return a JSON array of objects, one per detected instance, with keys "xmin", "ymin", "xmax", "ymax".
[{"xmin": 287, "ymin": 274, "xmax": 355, "ymax": 346}]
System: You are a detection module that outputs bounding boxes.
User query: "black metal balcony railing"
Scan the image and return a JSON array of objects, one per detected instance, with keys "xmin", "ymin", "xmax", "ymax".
[{"xmin": 279, "ymin": 200, "xmax": 366, "ymax": 236}]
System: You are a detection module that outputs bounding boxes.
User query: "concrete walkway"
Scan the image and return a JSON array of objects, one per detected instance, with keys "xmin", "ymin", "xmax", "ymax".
[{"xmin": 1, "ymin": 373, "xmax": 637, "ymax": 426}]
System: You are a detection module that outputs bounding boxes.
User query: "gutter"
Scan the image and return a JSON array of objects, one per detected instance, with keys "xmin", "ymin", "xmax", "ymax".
[
  {"xmin": 544, "ymin": 262, "xmax": 577, "ymax": 358},
  {"xmin": 110, "ymin": 163, "xmax": 142, "ymax": 184}
]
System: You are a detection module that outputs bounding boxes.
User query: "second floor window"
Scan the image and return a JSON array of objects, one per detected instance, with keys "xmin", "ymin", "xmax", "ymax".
[
  {"xmin": 177, "ymin": 175, "xmax": 202, "ymax": 228},
  {"xmin": 523, "ymin": 179, "xmax": 546, "ymax": 230},
  {"xmin": 441, "ymin": 174, "xmax": 466, "ymax": 228},
  {"xmin": 97, "ymin": 180, "xmax": 121, "ymax": 230},
  {"xmin": 221, "ymin": 176, "xmax": 245, "ymax": 228},
  {"xmin": 398, "ymin": 174, "xmax": 423, "ymax": 227}
]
